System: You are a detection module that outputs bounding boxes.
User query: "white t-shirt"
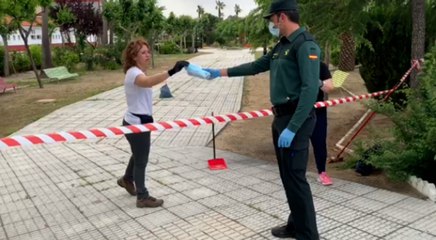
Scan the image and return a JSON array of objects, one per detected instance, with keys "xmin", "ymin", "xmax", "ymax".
[{"xmin": 123, "ymin": 66, "xmax": 153, "ymax": 125}]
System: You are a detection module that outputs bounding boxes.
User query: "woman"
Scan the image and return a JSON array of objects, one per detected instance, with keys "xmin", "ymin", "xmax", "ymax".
[
  {"xmin": 117, "ymin": 38, "xmax": 188, "ymax": 208},
  {"xmin": 311, "ymin": 62, "xmax": 335, "ymax": 186}
]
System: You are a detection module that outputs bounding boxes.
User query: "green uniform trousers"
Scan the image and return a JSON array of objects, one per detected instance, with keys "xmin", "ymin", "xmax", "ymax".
[{"xmin": 272, "ymin": 110, "xmax": 319, "ymax": 240}]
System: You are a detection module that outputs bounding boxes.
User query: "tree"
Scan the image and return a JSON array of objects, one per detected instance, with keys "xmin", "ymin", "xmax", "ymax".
[
  {"xmin": 216, "ymin": 17, "xmax": 244, "ymax": 46},
  {"xmin": 198, "ymin": 13, "xmax": 220, "ymax": 45},
  {"xmin": 410, "ymin": 0, "xmax": 426, "ymax": 88},
  {"xmin": 42, "ymin": 6, "xmax": 53, "ymax": 68},
  {"xmin": 101, "ymin": 0, "xmax": 108, "ymax": 45},
  {"xmin": 52, "ymin": 0, "xmax": 102, "ymax": 51},
  {"xmin": 0, "ymin": 15, "xmax": 18, "ymax": 76},
  {"xmin": 4, "ymin": 0, "xmax": 52, "ymax": 88},
  {"xmin": 215, "ymin": 0, "xmax": 225, "ymax": 19},
  {"xmin": 234, "ymin": 4, "xmax": 241, "ymax": 17},
  {"xmin": 299, "ymin": 0, "xmax": 372, "ymax": 71},
  {"xmin": 196, "ymin": 5, "xmax": 204, "ymax": 19}
]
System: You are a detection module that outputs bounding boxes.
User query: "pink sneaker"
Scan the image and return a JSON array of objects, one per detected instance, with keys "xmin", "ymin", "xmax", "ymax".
[{"xmin": 318, "ymin": 172, "xmax": 333, "ymax": 186}]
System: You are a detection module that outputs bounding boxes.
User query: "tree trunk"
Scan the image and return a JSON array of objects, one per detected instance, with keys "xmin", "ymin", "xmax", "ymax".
[
  {"xmin": 150, "ymin": 32, "xmax": 155, "ymax": 69},
  {"xmin": 338, "ymin": 32, "xmax": 355, "ymax": 71},
  {"xmin": 19, "ymin": 28, "xmax": 43, "ymax": 88},
  {"xmin": 410, "ymin": 0, "xmax": 425, "ymax": 88},
  {"xmin": 324, "ymin": 42, "xmax": 331, "ymax": 67},
  {"xmin": 42, "ymin": 7, "xmax": 53, "ymax": 69},
  {"xmin": 101, "ymin": 0, "xmax": 108, "ymax": 45},
  {"xmin": 109, "ymin": 23, "xmax": 114, "ymax": 44},
  {"xmin": 1, "ymin": 34, "xmax": 10, "ymax": 76}
]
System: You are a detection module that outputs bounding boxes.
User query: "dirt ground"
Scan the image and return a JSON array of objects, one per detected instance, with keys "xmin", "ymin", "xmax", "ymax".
[
  {"xmin": 214, "ymin": 69, "xmax": 423, "ymax": 198},
  {"xmin": 0, "ymin": 54, "xmax": 197, "ymax": 137}
]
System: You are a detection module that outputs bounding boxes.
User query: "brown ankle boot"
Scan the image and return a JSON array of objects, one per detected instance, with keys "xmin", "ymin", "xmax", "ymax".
[
  {"xmin": 136, "ymin": 196, "xmax": 164, "ymax": 208},
  {"xmin": 117, "ymin": 177, "xmax": 136, "ymax": 196}
]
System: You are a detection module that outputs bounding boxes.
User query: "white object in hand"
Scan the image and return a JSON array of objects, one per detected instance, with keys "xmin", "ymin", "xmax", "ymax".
[{"xmin": 186, "ymin": 63, "xmax": 211, "ymax": 79}]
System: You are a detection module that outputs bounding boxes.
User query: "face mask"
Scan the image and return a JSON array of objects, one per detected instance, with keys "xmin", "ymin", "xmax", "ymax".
[{"xmin": 268, "ymin": 22, "xmax": 280, "ymax": 37}]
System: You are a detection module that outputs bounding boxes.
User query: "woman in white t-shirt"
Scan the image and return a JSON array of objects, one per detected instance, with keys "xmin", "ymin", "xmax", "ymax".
[{"xmin": 117, "ymin": 38, "xmax": 188, "ymax": 208}]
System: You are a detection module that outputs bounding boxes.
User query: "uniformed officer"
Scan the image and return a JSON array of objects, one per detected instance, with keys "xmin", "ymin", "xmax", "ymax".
[{"xmin": 203, "ymin": 0, "xmax": 320, "ymax": 239}]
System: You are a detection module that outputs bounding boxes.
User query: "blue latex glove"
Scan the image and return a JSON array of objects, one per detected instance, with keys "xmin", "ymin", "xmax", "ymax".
[
  {"xmin": 278, "ymin": 129, "xmax": 296, "ymax": 148},
  {"xmin": 203, "ymin": 68, "xmax": 221, "ymax": 80},
  {"xmin": 186, "ymin": 63, "xmax": 211, "ymax": 79}
]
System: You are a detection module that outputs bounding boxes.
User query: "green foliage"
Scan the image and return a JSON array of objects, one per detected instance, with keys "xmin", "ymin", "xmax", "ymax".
[
  {"xmin": 357, "ymin": 3, "xmax": 412, "ymax": 94},
  {"xmin": 216, "ymin": 17, "xmax": 244, "ymax": 46},
  {"xmin": 29, "ymin": 45, "xmax": 42, "ymax": 69},
  {"xmin": 356, "ymin": 45, "xmax": 436, "ymax": 182},
  {"xmin": 52, "ymin": 47, "xmax": 80, "ymax": 70},
  {"xmin": 299, "ymin": 0, "xmax": 372, "ymax": 50},
  {"xmin": 198, "ymin": 13, "xmax": 220, "ymax": 45},
  {"xmin": 94, "ymin": 46, "xmax": 121, "ymax": 70},
  {"xmin": 244, "ymin": 7, "xmax": 271, "ymax": 50},
  {"xmin": 158, "ymin": 41, "xmax": 181, "ymax": 54},
  {"xmin": 11, "ymin": 52, "xmax": 31, "ymax": 72}
]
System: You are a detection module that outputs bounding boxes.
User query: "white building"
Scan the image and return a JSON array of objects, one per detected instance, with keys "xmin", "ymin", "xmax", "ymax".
[{"xmin": 1, "ymin": 0, "xmax": 102, "ymax": 52}]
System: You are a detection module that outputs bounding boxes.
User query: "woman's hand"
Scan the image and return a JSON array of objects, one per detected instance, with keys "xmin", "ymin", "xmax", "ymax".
[{"xmin": 168, "ymin": 61, "xmax": 189, "ymax": 76}]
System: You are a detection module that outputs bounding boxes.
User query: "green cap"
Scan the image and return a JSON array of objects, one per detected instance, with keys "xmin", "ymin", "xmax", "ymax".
[{"xmin": 263, "ymin": 0, "xmax": 298, "ymax": 19}]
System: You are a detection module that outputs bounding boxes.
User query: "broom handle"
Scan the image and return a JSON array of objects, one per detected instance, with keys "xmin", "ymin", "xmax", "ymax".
[{"xmin": 212, "ymin": 112, "xmax": 216, "ymax": 159}]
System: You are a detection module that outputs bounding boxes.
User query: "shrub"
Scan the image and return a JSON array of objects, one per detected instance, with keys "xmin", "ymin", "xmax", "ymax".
[
  {"xmin": 354, "ymin": 45, "xmax": 436, "ymax": 182},
  {"xmin": 52, "ymin": 47, "xmax": 80, "ymax": 70},
  {"xmin": 158, "ymin": 41, "xmax": 181, "ymax": 54},
  {"xmin": 357, "ymin": 6, "xmax": 412, "ymax": 94},
  {"xmin": 94, "ymin": 46, "xmax": 120, "ymax": 70},
  {"xmin": 29, "ymin": 45, "xmax": 42, "ymax": 69},
  {"xmin": 11, "ymin": 52, "xmax": 31, "ymax": 72}
]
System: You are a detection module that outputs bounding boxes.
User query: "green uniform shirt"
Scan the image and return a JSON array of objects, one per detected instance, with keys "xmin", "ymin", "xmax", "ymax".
[{"xmin": 228, "ymin": 27, "xmax": 320, "ymax": 132}]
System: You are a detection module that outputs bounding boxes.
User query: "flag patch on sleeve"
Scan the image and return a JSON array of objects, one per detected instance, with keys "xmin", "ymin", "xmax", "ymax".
[{"xmin": 309, "ymin": 55, "xmax": 318, "ymax": 60}]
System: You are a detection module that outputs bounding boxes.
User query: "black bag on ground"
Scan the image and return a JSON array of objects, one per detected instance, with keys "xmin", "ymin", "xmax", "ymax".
[{"xmin": 355, "ymin": 144, "xmax": 382, "ymax": 176}]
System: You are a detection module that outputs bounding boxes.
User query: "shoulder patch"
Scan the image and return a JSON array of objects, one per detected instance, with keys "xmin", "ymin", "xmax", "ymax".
[{"xmin": 309, "ymin": 55, "xmax": 318, "ymax": 60}]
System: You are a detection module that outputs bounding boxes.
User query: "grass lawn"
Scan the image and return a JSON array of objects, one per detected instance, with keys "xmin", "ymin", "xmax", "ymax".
[{"xmin": 0, "ymin": 53, "xmax": 200, "ymax": 137}]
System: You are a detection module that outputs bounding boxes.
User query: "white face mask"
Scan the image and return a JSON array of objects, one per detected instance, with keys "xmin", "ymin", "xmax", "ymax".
[{"xmin": 268, "ymin": 22, "xmax": 280, "ymax": 37}]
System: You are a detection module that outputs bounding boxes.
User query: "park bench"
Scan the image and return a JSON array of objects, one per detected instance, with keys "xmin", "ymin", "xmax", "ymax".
[
  {"xmin": 42, "ymin": 66, "xmax": 79, "ymax": 81},
  {"xmin": 0, "ymin": 77, "xmax": 17, "ymax": 93}
]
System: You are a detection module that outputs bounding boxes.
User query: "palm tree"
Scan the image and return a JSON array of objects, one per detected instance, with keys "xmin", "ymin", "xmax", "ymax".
[
  {"xmin": 234, "ymin": 4, "xmax": 241, "ymax": 17},
  {"xmin": 410, "ymin": 0, "xmax": 425, "ymax": 88},
  {"xmin": 215, "ymin": 0, "xmax": 225, "ymax": 19},
  {"xmin": 197, "ymin": 5, "xmax": 204, "ymax": 19}
]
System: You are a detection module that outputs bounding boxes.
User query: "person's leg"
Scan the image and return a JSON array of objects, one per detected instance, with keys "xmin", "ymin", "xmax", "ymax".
[
  {"xmin": 272, "ymin": 113, "xmax": 319, "ymax": 239},
  {"xmin": 311, "ymin": 108, "xmax": 327, "ymax": 174},
  {"xmin": 117, "ymin": 120, "xmax": 136, "ymax": 196},
  {"xmin": 311, "ymin": 109, "xmax": 333, "ymax": 185},
  {"xmin": 124, "ymin": 131, "xmax": 151, "ymax": 200}
]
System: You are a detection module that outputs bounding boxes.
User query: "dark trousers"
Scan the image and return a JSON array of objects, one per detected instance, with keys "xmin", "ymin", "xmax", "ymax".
[
  {"xmin": 272, "ymin": 110, "xmax": 319, "ymax": 240},
  {"xmin": 122, "ymin": 117, "xmax": 152, "ymax": 200},
  {"xmin": 310, "ymin": 108, "xmax": 327, "ymax": 174}
]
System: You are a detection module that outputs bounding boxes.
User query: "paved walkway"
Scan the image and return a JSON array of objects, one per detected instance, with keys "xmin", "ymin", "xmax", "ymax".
[{"xmin": 1, "ymin": 49, "xmax": 436, "ymax": 240}]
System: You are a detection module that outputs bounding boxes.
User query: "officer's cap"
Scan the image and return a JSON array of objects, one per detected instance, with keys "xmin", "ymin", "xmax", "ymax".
[{"xmin": 263, "ymin": 0, "xmax": 298, "ymax": 19}]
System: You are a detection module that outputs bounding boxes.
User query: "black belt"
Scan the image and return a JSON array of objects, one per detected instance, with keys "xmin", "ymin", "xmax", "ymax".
[
  {"xmin": 271, "ymin": 100, "xmax": 298, "ymax": 117},
  {"xmin": 131, "ymin": 113, "xmax": 154, "ymax": 124}
]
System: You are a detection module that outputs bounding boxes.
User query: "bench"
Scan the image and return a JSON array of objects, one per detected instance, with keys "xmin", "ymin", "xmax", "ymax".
[
  {"xmin": 42, "ymin": 66, "xmax": 79, "ymax": 81},
  {"xmin": 0, "ymin": 77, "xmax": 17, "ymax": 93}
]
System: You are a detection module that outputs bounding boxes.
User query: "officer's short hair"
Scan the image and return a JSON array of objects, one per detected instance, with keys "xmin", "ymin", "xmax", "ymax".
[{"xmin": 276, "ymin": 10, "xmax": 299, "ymax": 24}]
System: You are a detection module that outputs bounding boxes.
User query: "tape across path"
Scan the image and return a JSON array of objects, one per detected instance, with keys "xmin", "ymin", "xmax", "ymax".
[{"xmin": 0, "ymin": 89, "xmax": 390, "ymax": 151}]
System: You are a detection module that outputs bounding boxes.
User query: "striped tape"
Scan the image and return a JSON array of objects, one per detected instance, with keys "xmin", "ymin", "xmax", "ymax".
[{"xmin": 0, "ymin": 89, "xmax": 390, "ymax": 150}]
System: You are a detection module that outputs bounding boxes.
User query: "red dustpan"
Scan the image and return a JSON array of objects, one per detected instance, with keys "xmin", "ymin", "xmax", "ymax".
[{"xmin": 208, "ymin": 113, "xmax": 227, "ymax": 170}]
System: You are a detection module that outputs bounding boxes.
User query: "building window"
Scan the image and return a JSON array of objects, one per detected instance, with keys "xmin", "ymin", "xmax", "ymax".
[
  {"xmin": 36, "ymin": 35, "xmax": 41, "ymax": 39},
  {"xmin": 31, "ymin": 35, "xmax": 36, "ymax": 40},
  {"xmin": 13, "ymin": 35, "xmax": 16, "ymax": 40}
]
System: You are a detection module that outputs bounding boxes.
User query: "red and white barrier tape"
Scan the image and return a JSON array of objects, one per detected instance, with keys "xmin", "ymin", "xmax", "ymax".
[{"xmin": 0, "ymin": 89, "xmax": 390, "ymax": 151}]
